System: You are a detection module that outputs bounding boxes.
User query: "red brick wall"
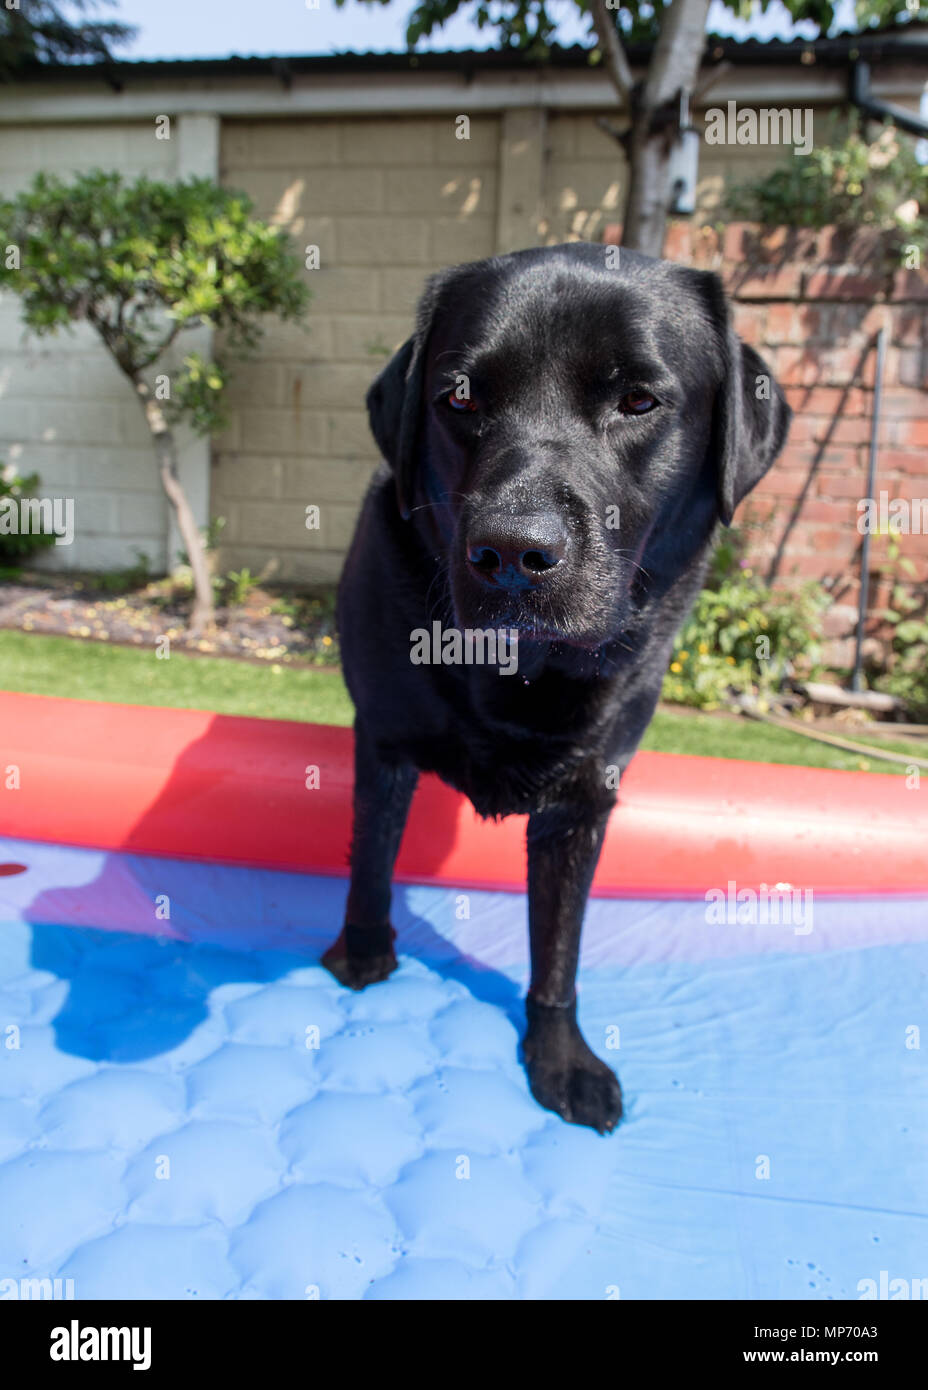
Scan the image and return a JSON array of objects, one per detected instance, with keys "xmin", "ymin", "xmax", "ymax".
[{"xmin": 606, "ymin": 221, "xmax": 928, "ymax": 661}]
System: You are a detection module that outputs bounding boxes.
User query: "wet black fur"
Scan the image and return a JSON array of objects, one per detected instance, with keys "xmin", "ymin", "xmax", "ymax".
[{"xmin": 323, "ymin": 242, "xmax": 790, "ymax": 1133}]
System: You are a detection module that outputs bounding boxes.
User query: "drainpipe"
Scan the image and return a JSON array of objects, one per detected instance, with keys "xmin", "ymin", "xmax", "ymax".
[
  {"xmin": 851, "ymin": 327, "xmax": 888, "ymax": 694},
  {"xmin": 848, "ymin": 62, "xmax": 928, "ymax": 139}
]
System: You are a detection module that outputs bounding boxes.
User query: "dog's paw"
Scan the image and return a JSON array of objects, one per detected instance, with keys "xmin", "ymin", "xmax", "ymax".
[
  {"xmin": 321, "ymin": 947, "xmax": 398, "ymax": 990},
  {"xmin": 523, "ymin": 998, "xmax": 623, "ymax": 1135},
  {"xmin": 321, "ymin": 924, "xmax": 398, "ymax": 991}
]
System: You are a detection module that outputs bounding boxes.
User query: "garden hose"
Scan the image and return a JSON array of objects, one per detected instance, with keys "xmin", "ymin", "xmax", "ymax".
[{"xmin": 732, "ymin": 694, "xmax": 928, "ymax": 772}]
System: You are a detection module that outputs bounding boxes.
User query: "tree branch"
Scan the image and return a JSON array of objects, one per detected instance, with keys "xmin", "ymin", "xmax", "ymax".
[
  {"xmin": 642, "ymin": 0, "xmax": 712, "ymax": 111},
  {"xmin": 589, "ymin": 0, "xmax": 635, "ymax": 107}
]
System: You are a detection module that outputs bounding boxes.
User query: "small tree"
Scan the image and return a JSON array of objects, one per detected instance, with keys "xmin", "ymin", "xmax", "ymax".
[
  {"xmin": 0, "ymin": 170, "xmax": 310, "ymax": 631},
  {"xmin": 0, "ymin": 0, "xmax": 135, "ymax": 79}
]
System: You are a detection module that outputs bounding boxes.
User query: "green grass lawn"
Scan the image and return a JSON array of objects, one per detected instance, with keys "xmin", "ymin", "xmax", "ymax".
[
  {"xmin": 1, "ymin": 629, "xmax": 924, "ymax": 774},
  {"xmin": 0, "ymin": 630, "xmax": 351, "ymax": 725},
  {"xmin": 641, "ymin": 710, "xmax": 922, "ymax": 773}
]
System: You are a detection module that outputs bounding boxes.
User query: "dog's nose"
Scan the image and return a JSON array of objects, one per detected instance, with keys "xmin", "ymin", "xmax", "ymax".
[{"xmin": 466, "ymin": 513, "xmax": 568, "ymax": 589}]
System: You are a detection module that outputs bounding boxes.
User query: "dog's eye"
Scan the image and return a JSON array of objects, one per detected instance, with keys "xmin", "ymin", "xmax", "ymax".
[
  {"xmin": 447, "ymin": 392, "xmax": 477, "ymax": 413},
  {"xmin": 617, "ymin": 390, "xmax": 658, "ymax": 415}
]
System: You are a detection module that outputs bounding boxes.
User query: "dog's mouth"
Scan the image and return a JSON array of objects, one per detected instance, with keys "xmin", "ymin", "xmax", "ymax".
[
  {"xmin": 505, "ymin": 619, "xmax": 591, "ymax": 648},
  {"xmin": 452, "ymin": 564, "xmax": 638, "ymax": 648},
  {"xmin": 450, "ymin": 591, "xmax": 629, "ymax": 653}
]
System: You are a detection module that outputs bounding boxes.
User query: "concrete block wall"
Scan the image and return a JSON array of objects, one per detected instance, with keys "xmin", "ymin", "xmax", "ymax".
[
  {"xmin": 0, "ymin": 122, "xmax": 177, "ymax": 571},
  {"xmin": 214, "ymin": 115, "xmax": 500, "ymax": 583},
  {"xmin": 215, "ymin": 106, "xmax": 796, "ymax": 583},
  {"xmin": 3, "ymin": 98, "xmax": 907, "ymax": 601},
  {"xmin": 540, "ymin": 105, "xmax": 794, "ymax": 245}
]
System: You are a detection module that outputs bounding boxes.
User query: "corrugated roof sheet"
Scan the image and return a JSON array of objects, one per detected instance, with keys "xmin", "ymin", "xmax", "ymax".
[{"xmin": 3, "ymin": 25, "xmax": 925, "ymax": 85}]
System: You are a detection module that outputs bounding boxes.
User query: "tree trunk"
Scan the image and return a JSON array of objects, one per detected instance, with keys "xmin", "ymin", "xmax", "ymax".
[
  {"xmin": 621, "ymin": 127, "xmax": 674, "ymax": 256},
  {"xmin": 592, "ymin": 0, "xmax": 712, "ymax": 258},
  {"xmin": 623, "ymin": 0, "xmax": 711, "ymax": 254},
  {"xmin": 133, "ymin": 377, "xmax": 214, "ymax": 635}
]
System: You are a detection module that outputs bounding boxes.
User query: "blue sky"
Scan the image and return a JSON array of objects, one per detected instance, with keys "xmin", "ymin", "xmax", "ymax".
[{"xmin": 108, "ymin": 0, "xmax": 838, "ymax": 62}]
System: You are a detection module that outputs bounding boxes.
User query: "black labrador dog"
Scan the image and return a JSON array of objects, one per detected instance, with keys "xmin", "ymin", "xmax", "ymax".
[{"xmin": 324, "ymin": 242, "xmax": 789, "ymax": 1133}]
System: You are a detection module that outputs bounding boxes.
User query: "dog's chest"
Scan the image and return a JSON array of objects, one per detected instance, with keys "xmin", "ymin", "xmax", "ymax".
[{"xmin": 408, "ymin": 669, "xmax": 615, "ymax": 817}]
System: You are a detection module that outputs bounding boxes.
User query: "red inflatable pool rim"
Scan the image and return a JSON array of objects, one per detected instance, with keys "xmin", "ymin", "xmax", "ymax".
[{"xmin": 1, "ymin": 692, "xmax": 925, "ymax": 898}]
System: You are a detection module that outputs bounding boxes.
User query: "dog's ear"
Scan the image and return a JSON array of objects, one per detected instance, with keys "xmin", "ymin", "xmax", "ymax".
[
  {"xmin": 715, "ymin": 336, "xmax": 792, "ymax": 527},
  {"xmin": 366, "ymin": 337, "xmax": 419, "ymax": 520},
  {"xmin": 366, "ymin": 268, "xmax": 456, "ymax": 521},
  {"xmin": 690, "ymin": 270, "xmax": 791, "ymax": 526}
]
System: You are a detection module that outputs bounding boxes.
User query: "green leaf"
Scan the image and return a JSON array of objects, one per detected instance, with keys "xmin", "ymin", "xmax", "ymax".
[{"xmin": 0, "ymin": 169, "xmax": 310, "ymax": 433}]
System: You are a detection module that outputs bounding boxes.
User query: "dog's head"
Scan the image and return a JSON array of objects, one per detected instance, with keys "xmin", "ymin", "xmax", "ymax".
[{"xmin": 368, "ymin": 243, "xmax": 789, "ymax": 649}]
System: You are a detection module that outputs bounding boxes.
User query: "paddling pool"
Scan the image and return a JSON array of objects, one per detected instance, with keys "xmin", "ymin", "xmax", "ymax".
[{"xmin": 0, "ymin": 693, "xmax": 925, "ymax": 1300}]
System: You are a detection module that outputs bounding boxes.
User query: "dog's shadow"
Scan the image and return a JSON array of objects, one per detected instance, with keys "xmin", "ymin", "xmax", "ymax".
[
  {"xmin": 26, "ymin": 896, "xmax": 526, "ymax": 1066},
  {"xmin": 20, "ymin": 717, "xmax": 526, "ymax": 1066}
]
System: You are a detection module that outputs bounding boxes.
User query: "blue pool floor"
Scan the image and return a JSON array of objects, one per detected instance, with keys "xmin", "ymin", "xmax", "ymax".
[{"xmin": 0, "ymin": 835, "xmax": 926, "ymax": 1300}]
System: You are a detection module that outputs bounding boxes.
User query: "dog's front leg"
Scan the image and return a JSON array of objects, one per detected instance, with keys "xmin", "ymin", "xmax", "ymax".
[
  {"xmin": 523, "ymin": 799, "xmax": 622, "ymax": 1133},
  {"xmin": 322, "ymin": 719, "xmax": 418, "ymax": 990}
]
